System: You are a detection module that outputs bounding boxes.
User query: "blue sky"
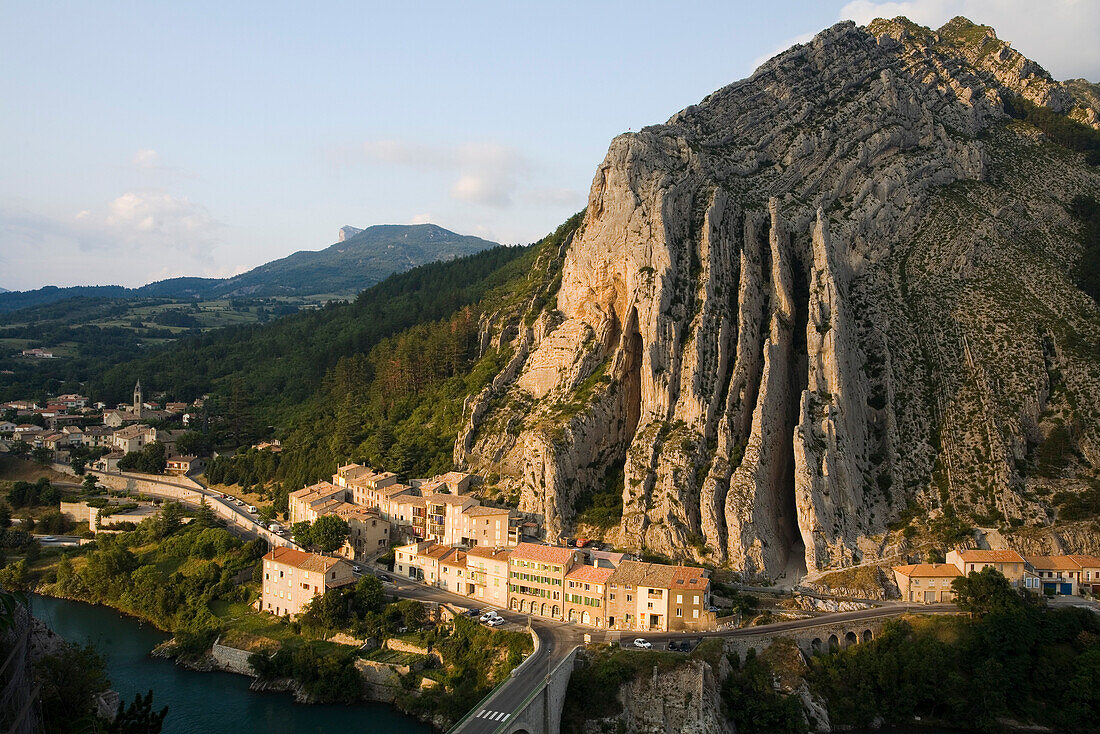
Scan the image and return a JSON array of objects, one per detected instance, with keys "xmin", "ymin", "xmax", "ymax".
[{"xmin": 2, "ymin": 0, "xmax": 1098, "ymax": 290}]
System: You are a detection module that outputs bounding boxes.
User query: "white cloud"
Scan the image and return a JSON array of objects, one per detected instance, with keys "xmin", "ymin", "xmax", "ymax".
[
  {"xmin": 409, "ymin": 213, "xmax": 433, "ymax": 225},
  {"xmin": 355, "ymin": 139, "xmax": 539, "ymax": 208},
  {"xmin": 839, "ymin": 0, "xmax": 1100, "ymax": 80},
  {"xmin": 0, "ymin": 191, "xmax": 224, "ymax": 288}
]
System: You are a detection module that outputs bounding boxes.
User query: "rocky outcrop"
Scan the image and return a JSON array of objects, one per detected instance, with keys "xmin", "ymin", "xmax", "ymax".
[
  {"xmin": 455, "ymin": 16, "xmax": 1100, "ymax": 577},
  {"xmin": 338, "ymin": 225, "xmax": 363, "ymax": 242},
  {"xmin": 582, "ymin": 658, "xmax": 733, "ymax": 734}
]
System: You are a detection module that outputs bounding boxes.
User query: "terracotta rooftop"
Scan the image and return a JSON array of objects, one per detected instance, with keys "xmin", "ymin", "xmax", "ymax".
[
  {"xmin": 290, "ymin": 481, "xmax": 343, "ymax": 500},
  {"xmin": 463, "ymin": 505, "xmax": 509, "ymax": 517},
  {"xmin": 1066, "ymin": 555, "xmax": 1100, "ymax": 567},
  {"xmin": 264, "ymin": 546, "xmax": 343, "ymax": 574},
  {"xmin": 608, "ymin": 560, "xmax": 710, "ymax": 591},
  {"xmin": 566, "ymin": 565, "xmax": 614, "ymax": 583},
  {"xmin": 893, "ymin": 563, "xmax": 963, "ymax": 578},
  {"xmin": 381, "ymin": 483, "xmax": 414, "ymax": 498},
  {"xmin": 954, "ymin": 549, "xmax": 1026, "ymax": 564},
  {"xmin": 1027, "ymin": 555, "xmax": 1084, "ymax": 571},
  {"xmin": 466, "ymin": 546, "xmax": 511, "ymax": 562},
  {"xmin": 511, "ymin": 543, "xmax": 578, "ymax": 565}
]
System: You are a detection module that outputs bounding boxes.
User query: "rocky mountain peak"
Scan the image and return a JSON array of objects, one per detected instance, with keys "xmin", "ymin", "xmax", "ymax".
[{"xmin": 455, "ymin": 16, "xmax": 1100, "ymax": 580}]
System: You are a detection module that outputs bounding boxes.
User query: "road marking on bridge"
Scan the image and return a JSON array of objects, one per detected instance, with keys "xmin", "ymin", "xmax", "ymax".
[{"xmin": 475, "ymin": 710, "xmax": 510, "ymax": 721}]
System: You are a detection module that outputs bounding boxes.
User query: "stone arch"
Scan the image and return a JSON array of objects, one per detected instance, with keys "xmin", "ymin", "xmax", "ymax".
[
  {"xmin": 511, "ymin": 598, "xmax": 519, "ymax": 611},
  {"xmin": 540, "ymin": 602, "xmax": 548, "ymax": 617},
  {"xmin": 552, "ymin": 604, "xmax": 560, "ymax": 618},
  {"xmin": 568, "ymin": 608, "xmax": 577, "ymax": 622},
  {"xmin": 862, "ymin": 629, "xmax": 873, "ymax": 643},
  {"xmin": 828, "ymin": 634, "xmax": 839, "ymax": 652},
  {"xmin": 582, "ymin": 610, "xmax": 591, "ymax": 625},
  {"xmin": 811, "ymin": 638, "xmax": 823, "ymax": 654},
  {"xmin": 844, "ymin": 631, "xmax": 858, "ymax": 648}
]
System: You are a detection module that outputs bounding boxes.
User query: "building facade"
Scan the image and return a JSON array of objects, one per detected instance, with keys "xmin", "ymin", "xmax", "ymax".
[{"xmin": 261, "ymin": 547, "xmax": 356, "ymax": 617}]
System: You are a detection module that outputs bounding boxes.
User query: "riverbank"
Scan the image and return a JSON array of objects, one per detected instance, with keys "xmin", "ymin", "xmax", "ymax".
[{"xmin": 30, "ymin": 594, "xmax": 433, "ymax": 734}]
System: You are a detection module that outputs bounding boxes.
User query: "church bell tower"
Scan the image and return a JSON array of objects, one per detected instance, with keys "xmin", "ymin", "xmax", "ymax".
[{"xmin": 133, "ymin": 380, "xmax": 143, "ymax": 417}]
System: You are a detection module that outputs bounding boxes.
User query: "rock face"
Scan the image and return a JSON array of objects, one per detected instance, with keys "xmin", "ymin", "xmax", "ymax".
[
  {"xmin": 578, "ymin": 657, "xmax": 733, "ymax": 734},
  {"xmin": 338, "ymin": 225, "xmax": 364, "ymax": 242},
  {"xmin": 455, "ymin": 16, "xmax": 1100, "ymax": 577}
]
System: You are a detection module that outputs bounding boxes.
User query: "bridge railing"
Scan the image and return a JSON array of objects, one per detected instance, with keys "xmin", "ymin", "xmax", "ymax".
[
  {"xmin": 446, "ymin": 627, "xmax": 540, "ymax": 734},
  {"xmin": 487, "ymin": 646, "xmax": 579, "ymax": 734}
]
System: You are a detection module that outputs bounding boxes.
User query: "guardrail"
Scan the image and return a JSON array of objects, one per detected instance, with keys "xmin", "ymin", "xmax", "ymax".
[
  {"xmin": 445, "ymin": 626, "xmax": 540, "ymax": 734},
  {"xmin": 488, "ymin": 646, "xmax": 579, "ymax": 734}
]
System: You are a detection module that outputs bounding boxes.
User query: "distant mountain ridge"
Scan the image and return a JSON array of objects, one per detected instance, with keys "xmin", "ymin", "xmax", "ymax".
[{"xmin": 0, "ymin": 223, "xmax": 499, "ymax": 312}]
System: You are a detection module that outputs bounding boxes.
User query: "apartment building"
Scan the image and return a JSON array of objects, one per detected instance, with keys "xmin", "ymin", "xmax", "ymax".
[
  {"xmin": 340, "ymin": 468, "xmax": 399, "ymax": 506},
  {"xmin": 466, "ymin": 546, "xmax": 511, "ymax": 608},
  {"xmin": 564, "ymin": 565, "xmax": 612, "ymax": 627},
  {"xmin": 893, "ymin": 563, "xmax": 962, "ymax": 602},
  {"xmin": 605, "ymin": 561, "xmax": 714, "ymax": 632},
  {"xmin": 439, "ymin": 549, "xmax": 473, "ymax": 596},
  {"xmin": 393, "ymin": 541, "xmax": 462, "ymax": 586},
  {"xmin": 261, "ymin": 547, "xmax": 356, "ymax": 617},
  {"xmin": 333, "ymin": 504, "xmax": 390, "ymax": 561},
  {"xmin": 507, "ymin": 543, "xmax": 583, "ymax": 620},
  {"xmin": 460, "ymin": 505, "xmax": 513, "ymax": 547},
  {"xmin": 1068, "ymin": 556, "xmax": 1100, "ymax": 594},
  {"xmin": 424, "ymin": 493, "xmax": 478, "ymax": 545},
  {"xmin": 288, "ymin": 481, "xmax": 346, "ymax": 525}
]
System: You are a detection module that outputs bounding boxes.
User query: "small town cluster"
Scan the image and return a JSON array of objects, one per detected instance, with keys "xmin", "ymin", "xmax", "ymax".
[
  {"xmin": 893, "ymin": 548, "xmax": 1100, "ymax": 601},
  {"xmin": 263, "ymin": 461, "xmax": 717, "ymax": 634},
  {"xmin": 0, "ymin": 382, "xmax": 202, "ymax": 473}
]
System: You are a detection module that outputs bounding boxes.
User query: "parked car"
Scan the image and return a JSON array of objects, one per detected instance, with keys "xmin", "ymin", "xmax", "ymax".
[
  {"xmin": 352, "ymin": 565, "xmax": 362, "ymax": 574},
  {"xmin": 633, "ymin": 638, "xmax": 652, "ymax": 649},
  {"xmin": 234, "ymin": 499, "xmax": 244, "ymax": 506},
  {"xmin": 486, "ymin": 617, "xmax": 505, "ymax": 627},
  {"xmin": 480, "ymin": 611, "xmax": 503, "ymax": 623},
  {"xmin": 40, "ymin": 536, "xmax": 55, "ymax": 542},
  {"xmin": 246, "ymin": 505, "xmax": 258, "ymax": 514},
  {"xmin": 268, "ymin": 523, "xmax": 281, "ymax": 532},
  {"xmin": 378, "ymin": 573, "xmax": 392, "ymax": 583},
  {"xmin": 465, "ymin": 608, "xmax": 481, "ymax": 618}
]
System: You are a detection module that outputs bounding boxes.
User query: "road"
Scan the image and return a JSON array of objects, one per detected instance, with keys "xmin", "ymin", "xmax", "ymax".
[{"xmin": 377, "ymin": 565, "xmax": 957, "ymax": 734}]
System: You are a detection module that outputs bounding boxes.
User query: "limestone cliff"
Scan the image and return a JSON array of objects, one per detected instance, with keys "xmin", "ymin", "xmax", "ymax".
[{"xmin": 455, "ymin": 16, "xmax": 1100, "ymax": 577}]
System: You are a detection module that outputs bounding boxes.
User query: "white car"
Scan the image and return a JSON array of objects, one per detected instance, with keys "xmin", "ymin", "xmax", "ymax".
[
  {"xmin": 40, "ymin": 536, "xmax": 55, "ymax": 542},
  {"xmin": 633, "ymin": 638, "xmax": 652, "ymax": 649},
  {"xmin": 479, "ymin": 612, "xmax": 502, "ymax": 623},
  {"xmin": 486, "ymin": 617, "xmax": 505, "ymax": 627},
  {"xmin": 234, "ymin": 499, "xmax": 244, "ymax": 506},
  {"xmin": 246, "ymin": 505, "xmax": 258, "ymax": 514}
]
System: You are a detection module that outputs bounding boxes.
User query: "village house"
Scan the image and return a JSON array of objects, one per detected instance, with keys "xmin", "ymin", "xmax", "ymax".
[
  {"xmin": 465, "ymin": 546, "xmax": 511, "ymax": 609},
  {"xmin": 439, "ymin": 548, "xmax": 472, "ymax": 596},
  {"xmin": 458, "ymin": 505, "xmax": 513, "ymax": 547},
  {"xmin": 1067, "ymin": 556, "xmax": 1100, "ymax": 595},
  {"xmin": 332, "ymin": 504, "xmax": 390, "ymax": 561},
  {"xmin": 260, "ymin": 547, "xmax": 356, "ymax": 617},
  {"xmin": 80, "ymin": 426, "xmax": 113, "ymax": 448},
  {"xmin": 945, "ymin": 549, "xmax": 1030, "ymax": 587},
  {"xmin": 564, "ymin": 565, "xmax": 612, "ymax": 627},
  {"xmin": 166, "ymin": 455, "xmax": 205, "ymax": 476},
  {"xmin": 288, "ymin": 482, "xmax": 347, "ymax": 525},
  {"xmin": 21, "ymin": 348, "xmax": 54, "ymax": 358},
  {"xmin": 893, "ymin": 563, "xmax": 963, "ymax": 603},
  {"xmin": 423, "ymin": 493, "xmax": 479, "ymax": 545},
  {"xmin": 54, "ymin": 394, "xmax": 88, "ymax": 409},
  {"xmin": 0, "ymin": 421, "xmax": 16, "ymax": 434},
  {"xmin": 1027, "ymin": 555, "xmax": 1090, "ymax": 596},
  {"xmin": 394, "ymin": 541, "xmax": 458, "ymax": 586},
  {"xmin": 605, "ymin": 561, "xmax": 715, "ymax": 633},
  {"xmin": 507, "ymin": 543, "xmax": 583, "ymax": 620},
  {"xmin": 111, "ymin": 424, "xmax": 154, "ymax": 454}
]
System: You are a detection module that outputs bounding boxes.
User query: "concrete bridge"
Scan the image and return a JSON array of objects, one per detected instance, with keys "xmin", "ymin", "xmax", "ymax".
[{"xmin": 448, "ymin": 627, "xmax": 579, "ymax": 734}]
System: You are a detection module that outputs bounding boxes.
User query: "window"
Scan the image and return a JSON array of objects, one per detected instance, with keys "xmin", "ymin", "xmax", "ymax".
[
  {"xmin": 692, "ymin": 609, "xmax": 699, "ymax": 619},
  {"xmin": 676, "ymin": 608, "xmax": 683, "ymax": 617},
  {"xmin": 626, "ymin": 595, "xmax": 632, "ymax": 602},
  {"xmin": 676, "ymin": 594, "xmax": 682, "ymax": 604}
]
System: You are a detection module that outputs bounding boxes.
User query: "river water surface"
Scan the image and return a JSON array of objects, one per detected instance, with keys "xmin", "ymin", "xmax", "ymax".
[{"xmin": 30, "ymin": 595, "xmax": 432, "ymax": 734}]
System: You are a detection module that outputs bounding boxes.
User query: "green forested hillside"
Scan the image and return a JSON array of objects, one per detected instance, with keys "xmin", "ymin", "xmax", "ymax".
[
  {"xmin": 202, "ymin": 214, "xmax": 579, "ymax": 503},
  {"xmin": 100, "ymin": 213, "xmax": 581, "ymax": 503}
]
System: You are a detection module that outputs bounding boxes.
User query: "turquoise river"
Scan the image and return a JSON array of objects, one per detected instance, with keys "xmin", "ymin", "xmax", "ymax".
[{"xmin": 29, "ymin": 594, "xmax": 432, "ymax": 734}]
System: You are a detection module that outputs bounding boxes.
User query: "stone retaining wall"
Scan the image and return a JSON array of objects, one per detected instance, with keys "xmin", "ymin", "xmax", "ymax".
[{"xmin": 211, "ymin": 638, "xmax": 257, "ymax": 676}]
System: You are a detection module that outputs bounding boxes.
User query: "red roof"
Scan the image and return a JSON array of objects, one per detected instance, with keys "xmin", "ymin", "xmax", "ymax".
[
  {"xmin": 894, "ymin": 563, "xmax": 963, "ymax": 578},
  {"xmin": 510, "ymin": 542, "xmax": 577, "ymax": 565},
  {"xmin": 566, "ymin": 565, "xmax": 613, "ymax": 583}
]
